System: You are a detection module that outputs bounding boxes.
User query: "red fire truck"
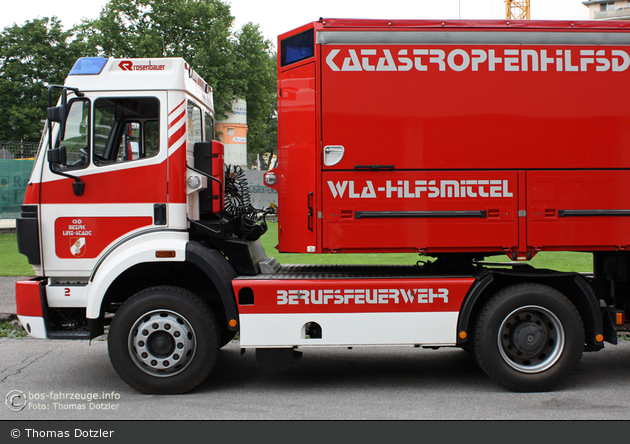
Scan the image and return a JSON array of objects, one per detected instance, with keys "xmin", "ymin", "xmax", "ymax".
[{"xmin": 15, "ymin": 19, "xmax": 630, "ymax": 394}]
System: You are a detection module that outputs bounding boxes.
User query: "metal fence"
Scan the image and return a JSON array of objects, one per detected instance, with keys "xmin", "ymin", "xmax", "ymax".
[
  {"xmin": 244, "ymin": 152, "xmax": 277, "ymax": 171},
  {"xmin": 1, "ymin": 142, "xmax": 275, "ymax": 168},
  {"xmin": 0, "ymin": 140, "xmax": 277, "ymax": 224},
  {"xmin": 0, "ymin": 158, "xmax": 35, "ymax": 220},
  {"xmin": 0, "ymin": 155, "xmax": 276, "ymax": 227},
  {"xmin": 0, "ymin": 141, "xmax": 39, "ymax": 160}
]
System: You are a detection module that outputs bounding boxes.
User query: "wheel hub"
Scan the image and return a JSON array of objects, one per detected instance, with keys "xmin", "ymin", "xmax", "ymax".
[
  {"xmin": 510, "ymin": 321, "xmax": 546, "ymax": 357},
  {"xmin": 147, "ymin": 331, "xmax": 175, "ymax": 357},
  {"xmin": 498, "ymin": 305, "xmax": 565, "ymax": 373},
  {"xmin": 128, "ymin": 310, "xmax": 196, "ymax": 377}
]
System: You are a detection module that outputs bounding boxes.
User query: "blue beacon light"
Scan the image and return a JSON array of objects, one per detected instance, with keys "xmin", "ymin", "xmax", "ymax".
[{"xmin": 68, "ymin": 57, "xmax": 109, "ymax": 76}]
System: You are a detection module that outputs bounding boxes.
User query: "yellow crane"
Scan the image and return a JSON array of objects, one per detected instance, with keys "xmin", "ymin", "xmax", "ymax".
[{"xmin": 506, "ymin": 0, "xmax": 530, "ymax": 20}]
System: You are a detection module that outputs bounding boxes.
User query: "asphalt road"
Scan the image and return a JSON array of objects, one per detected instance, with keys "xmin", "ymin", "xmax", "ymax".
[
  {"xmin": 1, "ymin": 336, "xmax": 630, "ymax": 421},
  {"xmin": 0, "ymin": 276, "xmax": 25, "ymax": 317}
]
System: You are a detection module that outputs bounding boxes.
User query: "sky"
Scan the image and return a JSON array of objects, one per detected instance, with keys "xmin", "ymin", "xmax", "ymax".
[{"xmin": 1, "ymin": 0, "xmax": 591, "ymax": 46}]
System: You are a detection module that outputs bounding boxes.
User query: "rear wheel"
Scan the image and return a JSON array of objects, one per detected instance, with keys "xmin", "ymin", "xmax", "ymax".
[
  {"xmin": 473, "ymin": 284, "xmax": 584, "ymax": 392},
  {"xmin": 108, "ymin": 286, "xmax": 219, "ymax": 394}
]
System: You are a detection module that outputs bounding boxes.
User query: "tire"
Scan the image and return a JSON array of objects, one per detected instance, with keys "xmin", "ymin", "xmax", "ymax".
[
  {"xmin": 473, "ymin": 283, "xmax": 584, "ymax": 392},
  {"xmin": 460, "ymin": 342, "xmax": 476, "ymax": 358},
  {"xmin": 108, "ymin": 286, "xmax": 219, "ymax": 394},
  {"xmin": 219, "ymin": 328, "xmax": 236, "ymax": 348}
]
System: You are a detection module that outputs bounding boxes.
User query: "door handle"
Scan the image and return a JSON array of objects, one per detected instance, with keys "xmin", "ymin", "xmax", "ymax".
[
  {"xmin": 307, "ymin": 192, "xmax": 314, "ymax": 231},
  {"xmin": 354, "ymin": 165, "xmax": 394, "ymax": 171},
  {"xmin": 323, "ymin": 145, "xmax": 345, "ymax": 166}
]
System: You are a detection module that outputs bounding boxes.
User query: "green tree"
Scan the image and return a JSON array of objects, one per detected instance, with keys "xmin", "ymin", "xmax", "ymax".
[
  {"xmin": 234, "ymin": 23, "xmax": 277, "ymax": 157},
  {"xmin": 77, "ymin": 0, "xmax": 240, "ymax": 120},
  {"xmin": 0, "ymin": 17, "xmax": 84, "ymax": 142},
  {"xmin": 76, "ymin": 0, "xmax": 276, "ymax": 152},
  {"xmin": 0, "ymin": 1, "xmax": 278, "ymax": 154}
]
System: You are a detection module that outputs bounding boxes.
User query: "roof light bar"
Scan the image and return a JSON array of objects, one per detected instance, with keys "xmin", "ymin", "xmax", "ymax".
[{"xmin": 69, "ymin": 57, "xmax": 108, "ymax": 76}]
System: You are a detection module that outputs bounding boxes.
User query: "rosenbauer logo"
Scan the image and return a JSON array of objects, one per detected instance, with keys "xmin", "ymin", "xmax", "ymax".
[{"xmin": 118, "ymin": 60, "xmax": 166, "ymax": 71}]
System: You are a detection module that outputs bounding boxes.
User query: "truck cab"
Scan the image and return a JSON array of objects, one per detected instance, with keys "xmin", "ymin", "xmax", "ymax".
[{"xmin": 16, "ymin": 56, "xmax": 237, "ymax": 336}]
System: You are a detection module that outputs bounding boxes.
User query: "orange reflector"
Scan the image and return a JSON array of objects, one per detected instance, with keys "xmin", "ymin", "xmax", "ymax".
[
  {"xmin": 617, "ymin": 312, "xmax": 625, "ymax": 326},
  {"xmin": 596, "ymin": 334, "xmax": 604, "ymax": 342},
  {"xmin": 156, "ymin": 251, "xmax": 176, "ymax": 258},
  {"xmin": 459, "ymin": 331, "xmax": 467, "ymax": 339},
  {"xmin": 229, "ymin": 319, "xmax": 237, "ymax": 327}
]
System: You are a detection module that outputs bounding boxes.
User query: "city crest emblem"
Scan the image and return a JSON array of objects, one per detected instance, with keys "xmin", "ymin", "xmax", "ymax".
[{"xmin": 70, "ymin": 237, "xmax": 86, "ymax": 257}]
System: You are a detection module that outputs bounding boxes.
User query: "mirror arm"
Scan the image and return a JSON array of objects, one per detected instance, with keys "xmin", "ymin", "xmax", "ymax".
[
  {"xmin": 45, "ymin": 85, "xmax": 86, "ymax": 197},
  {"xmin": 48, "ymin": 166, "xmax": 85, "ymax": 197},
  {"xmin": 47, "ymin": 85, "xmax": 84, "ymax": 108},
  {"xmin": 47, "ymin": 143, "xmax": 85, "ymax": 197}
]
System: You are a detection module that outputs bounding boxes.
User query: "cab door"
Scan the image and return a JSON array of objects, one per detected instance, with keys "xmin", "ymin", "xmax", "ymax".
[{"xmin": 40, "ymin": 91, "xmax": 168, "ymax": 277}]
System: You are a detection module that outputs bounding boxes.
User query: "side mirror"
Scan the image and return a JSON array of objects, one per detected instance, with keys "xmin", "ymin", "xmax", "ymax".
[
  {"xmin": 47, "ymin": 105, "xmax": 66, "ymax": 122},
  {"xmin": 48, "ymin": 145, "xmax": 67, "ymax": 166},
  {"xmin": 47, "ymin": 105, "xmax": 67, "ymax": 140}
]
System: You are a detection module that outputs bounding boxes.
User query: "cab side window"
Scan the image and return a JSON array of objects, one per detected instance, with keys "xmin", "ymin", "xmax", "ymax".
[
  {"xmin": 145, "ymin": 120, "xmax": 159, "ymax": 157},
  {"xmin": 117, "ymin": 122, "xmax": 141, "ymax": 162},
  {"xmin": 187, "ymin": 101, "xmax": 203, "ymax": 143},
  {"xmin": 54, "ymin": 99, "xmax": 90, "ymax": 171},
  {"xmin": 204, "ymin": 111, "xmax": 214, "ymax": 141},
  {"xmin": 93, "ymin": 97, "xmax": 160, "ymax": 165}
]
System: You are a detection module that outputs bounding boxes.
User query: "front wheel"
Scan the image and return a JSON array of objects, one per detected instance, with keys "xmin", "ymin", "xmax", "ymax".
[
  {"xmin": 108, "ymin": 286, "xmax": 219, "ymax": 394},
  {"xmin": 473, "ymin": 284, "xmax": 584, "ymax": 392}
]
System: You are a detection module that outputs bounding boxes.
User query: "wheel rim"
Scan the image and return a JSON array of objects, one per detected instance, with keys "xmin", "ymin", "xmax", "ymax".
[
  {"xmin": 497, "ymin": 305, "xmax": 565, "ymax": 374},
  {"xmin": 128, "ymin": 309, "xmax": 197, "ymax": 377}
]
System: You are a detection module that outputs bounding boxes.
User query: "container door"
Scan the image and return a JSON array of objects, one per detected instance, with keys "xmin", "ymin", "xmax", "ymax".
[
  {"xmin": 320, "ymin": 44, "xmax": 519, "ymax": 254},
  {"xmin": 276, "ymin": 62, "xmax": 318, "ymax": 253}
]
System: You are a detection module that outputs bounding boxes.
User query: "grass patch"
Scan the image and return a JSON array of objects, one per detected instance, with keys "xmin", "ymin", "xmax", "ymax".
[
  {"xmin": 0, "ymin": 224, "xmax": 593, "ymax": 275},
  {"xmin": 0, "ymin": 321, "xmax": 27, "ymax": 338},
  {"xmin": 526, "ymin": 251, "xmax": 592, "ymax": 273},
  {"xmin": 0, "ymin": 234, "xmax": 34, "ymax": 276},
  {"xmin": 259, "ymin": 221, "xmax": 593, "ymax": 272},
  {"xmin": 259, "ymin": 222, "xmax": 419, "ymax": 266}
]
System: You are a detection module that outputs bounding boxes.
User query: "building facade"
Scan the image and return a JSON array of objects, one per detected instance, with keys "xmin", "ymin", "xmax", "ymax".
[
  {"xmin": 583, "ymin": 0, "xmax": 630, "ymax": 20},
  {"xmin": 215, "ymin": 98, "xmax": 248, "ymax": 166}
]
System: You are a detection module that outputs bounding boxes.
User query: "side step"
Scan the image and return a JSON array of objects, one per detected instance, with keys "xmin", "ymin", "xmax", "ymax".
[
  {"xmin": 47, "ymin": 330, "xmax": 92, "ymax": 340},
  {"xmin": 259, "ymin": 257, "xmax": 281, "ymax": 275},
  {"xmin": 189, "ymin": 218, "xmax": 233, "ymax": 239}
]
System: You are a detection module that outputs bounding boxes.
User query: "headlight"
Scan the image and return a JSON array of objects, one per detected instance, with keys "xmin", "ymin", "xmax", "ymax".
[{"xmin": 187, "ymin": 175, "xmax": 201, "ymax": 189}]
